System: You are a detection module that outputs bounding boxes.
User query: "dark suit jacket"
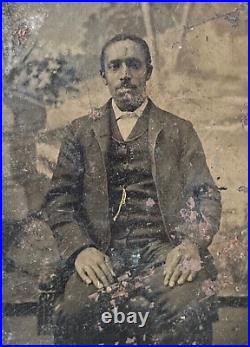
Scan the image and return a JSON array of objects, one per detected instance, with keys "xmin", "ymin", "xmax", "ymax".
[{"xmin": 46, "ymin": 99, "xmax": 221, "ymax": 265}]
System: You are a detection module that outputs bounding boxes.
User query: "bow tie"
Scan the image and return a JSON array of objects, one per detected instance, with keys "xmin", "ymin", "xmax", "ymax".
[{"xmin": 116, "ymin": 112, "xmax": 139, "ymax": 121}]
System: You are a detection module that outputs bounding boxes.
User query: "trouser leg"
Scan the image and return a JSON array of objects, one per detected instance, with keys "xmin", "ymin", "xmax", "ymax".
[
  {"xmin": 134, "ymin": 241, "xmax": 217, "ymax": 344},
  {"xmin": 53, "ymin": 251, "xmax": 138, "ymax": 345},
  {"xmin": 54, "ymin": 271, "xmax": 128, "ymax": 344},
  {"xmin": 53, "ymin": 272, "xmax": 100, "ymax": 344},
  {"xmin": 53, "ymin": 241, "xmax": 217, "ymax": 344}
]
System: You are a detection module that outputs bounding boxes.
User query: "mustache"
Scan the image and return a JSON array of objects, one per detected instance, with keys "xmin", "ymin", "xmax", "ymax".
[{"xmin": 116, "ymin": 82, "xmax": 137, "ymax": 90}]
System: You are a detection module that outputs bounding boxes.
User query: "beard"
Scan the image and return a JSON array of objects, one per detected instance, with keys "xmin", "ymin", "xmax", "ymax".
[{"xmin": 113, "ymin": 86, "xmax": 146, "ymax": 112}]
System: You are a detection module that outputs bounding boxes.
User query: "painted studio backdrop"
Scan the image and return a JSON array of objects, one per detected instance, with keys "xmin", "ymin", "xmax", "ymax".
[{"xmin": 2, "ymin": 2, "xmax": 247, "ymax": 344}]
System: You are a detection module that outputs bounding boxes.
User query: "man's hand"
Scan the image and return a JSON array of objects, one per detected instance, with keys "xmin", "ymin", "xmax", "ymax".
[
  {"xmin": 164, "ymin": 239, "xmax": 202, "ymax": 287},
  {"xmin": 75, "ymin": 247, "xmax": 116, "ymax": 289}
]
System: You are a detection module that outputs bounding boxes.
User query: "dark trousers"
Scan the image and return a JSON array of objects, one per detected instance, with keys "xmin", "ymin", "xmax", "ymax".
[{"xmin": 53, "ymin": 241, "xmax": 217, "ymax": 344}]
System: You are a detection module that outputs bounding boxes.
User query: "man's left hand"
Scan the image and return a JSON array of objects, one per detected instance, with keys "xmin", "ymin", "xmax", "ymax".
[{"xmin": 164, "ymin": 239, "xmax": 202, "ymax": 287}]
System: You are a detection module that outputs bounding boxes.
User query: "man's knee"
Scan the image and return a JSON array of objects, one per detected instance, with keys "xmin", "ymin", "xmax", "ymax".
[{"xmin": 56, "ymin": 271, "xmax": 96, "ymax": 317}]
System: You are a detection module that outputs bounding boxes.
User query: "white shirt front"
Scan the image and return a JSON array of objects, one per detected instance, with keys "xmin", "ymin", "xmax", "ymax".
[{"xmin": 112, "ymin": 98, "xmax": 148, "ymax": 141}]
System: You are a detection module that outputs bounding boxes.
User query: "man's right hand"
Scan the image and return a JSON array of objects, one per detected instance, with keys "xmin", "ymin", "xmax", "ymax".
[{"xmin": 75, "ymin": 247, "xmax": 116, "ymax": 289}]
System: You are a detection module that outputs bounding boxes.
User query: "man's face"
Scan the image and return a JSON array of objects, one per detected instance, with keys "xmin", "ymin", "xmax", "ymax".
[{"xmin": 101, "ymin": 39, "xmax": 152, "ymax": 111}]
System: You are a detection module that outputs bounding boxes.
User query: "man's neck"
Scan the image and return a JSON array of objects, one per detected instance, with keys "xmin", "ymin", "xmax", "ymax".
[{"xmin": 112, "ymin": 97, "xmax": 148, "ymax": 119}]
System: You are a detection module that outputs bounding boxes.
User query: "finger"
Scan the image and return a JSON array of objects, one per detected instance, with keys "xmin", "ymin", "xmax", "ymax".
[
  {"xmin": 94, "ymin": 265, "xmax": 110, "ymax": 287},
  {"xmin": 177, "ymin": 270, "xmax": 191, "ymax": 285},
  {"xmin": 187, "ymin": 271, "xmax": 197, "ymax": 282},
  {"xmin": 168, "ymin": 264, "xmax": 182, "ymax": 287},
  {"xmin": 104, "ymin": 257, "xmax": 116, "ymax": 277},
  {"xmin": 84, "ymin": 265, "xmax": 103, "ymax": 289},
  {"xmin": 77, "ymin": 268, "xmax": 92, "ymax": 285},
  {"xmin": 164, "ymin": 253, "xmax": 182, "ymax": 285},
  {"xmin": 164, "ymin": 252, "xmax": 182, "ymax": 276},
  {"xmin": 100, "ymin": 263, "xmax": 114, "ymax": 284}
]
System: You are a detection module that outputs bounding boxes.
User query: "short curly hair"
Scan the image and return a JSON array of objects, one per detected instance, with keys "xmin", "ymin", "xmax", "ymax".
[{"xmin": 100, "ymin": 34, "xmax": 152, "ymax": 73}]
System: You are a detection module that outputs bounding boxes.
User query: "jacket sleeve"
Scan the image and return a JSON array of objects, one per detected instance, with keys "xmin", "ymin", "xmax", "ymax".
[
  {"xmin": 45, "ymin": 122, "xmax": 95, "ymax": 263},
  {"xmin": 175, "ymin": 121, "xmax": 222, "ymax": 249}
]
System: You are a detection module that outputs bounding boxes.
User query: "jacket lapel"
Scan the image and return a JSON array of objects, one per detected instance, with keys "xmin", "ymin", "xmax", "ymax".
[
  {"xmin": 91, "ymin": 99, "xmax": 112, "ymax": 164},
  {"xmin": 147, "ymin": 100, "xmax": 165, "ymax": 181},
  {"xmin": 148, "ymin": 100, "xmax": 181, "ymax": 243}
]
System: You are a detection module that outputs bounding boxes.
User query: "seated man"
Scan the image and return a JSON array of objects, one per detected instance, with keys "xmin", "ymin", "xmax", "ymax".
[{"xmin": 46, "ymin": 34, "xmax": 221, "ymax": 344}]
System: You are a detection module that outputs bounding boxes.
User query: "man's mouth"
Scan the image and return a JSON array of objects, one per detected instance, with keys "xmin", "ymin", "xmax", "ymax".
[
  {"xmin": 119, "ymin": 87, "xmax": 132, "ymax": 91},
  {"xmin": 117, "ymin": 86, "xmax": 136, "ymax": 94},
  {"xmin": 117, "ymin": 83, "xmax": 136, "ymax": 90}
]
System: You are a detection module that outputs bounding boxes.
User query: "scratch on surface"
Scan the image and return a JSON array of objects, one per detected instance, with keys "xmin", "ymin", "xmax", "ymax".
[{"xmin": 186, "ymin": 7, "xmax": 243, "ymax": 31}]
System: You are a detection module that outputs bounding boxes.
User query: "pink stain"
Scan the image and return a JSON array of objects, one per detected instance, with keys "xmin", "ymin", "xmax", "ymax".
[
  {"xmin": 146, "ymin": 198, "xmax": 156, "ymax": 207},
  {"xmin": 88, "ymin": 292, "xmax": 99, "ymax": 302},
  {"xmin": 201, "ymin": 279, "xmax": 218, "ymax": 297}
]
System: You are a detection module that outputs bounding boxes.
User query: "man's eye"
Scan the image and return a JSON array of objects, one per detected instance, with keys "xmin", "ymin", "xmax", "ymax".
[
  {"xmin": 109, "ymin": 62, "xmax": 120, "ymax": 70},
  {"xmin": 127, "ymin": 61, "xmax": 141, "ymax": 69}
]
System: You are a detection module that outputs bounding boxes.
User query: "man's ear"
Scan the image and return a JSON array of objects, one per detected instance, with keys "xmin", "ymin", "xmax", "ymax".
[
  {"xmin": 146, "ymin": 65, "xmax": 153, "ymax": 81},
  {"xmin": 100, "ymin": 70, "xmax": 108, "ymax": 85}
]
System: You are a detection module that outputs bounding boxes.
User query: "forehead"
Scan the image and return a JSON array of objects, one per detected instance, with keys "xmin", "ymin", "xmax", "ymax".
[{"xmin": 104, "ymin": 39, "xmax": 146, "ymax": 64}]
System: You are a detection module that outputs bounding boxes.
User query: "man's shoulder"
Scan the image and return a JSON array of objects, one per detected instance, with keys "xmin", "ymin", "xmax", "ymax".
[
  {"xmin": 151, "ymin": 101, "xmax": 193, "ymax": 130},
  {"xmin": 67, "ymin": 103, "xmax": 109, "ymax": 134},
  {"xmin": 70, "ymin": 113, "xmax": 91, "ymax": 130}
]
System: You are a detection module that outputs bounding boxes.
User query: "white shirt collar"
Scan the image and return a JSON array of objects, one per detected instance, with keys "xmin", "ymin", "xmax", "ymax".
[{"xmin": 112, "ymin": 98, "xmax": 148, "ymax": 120}]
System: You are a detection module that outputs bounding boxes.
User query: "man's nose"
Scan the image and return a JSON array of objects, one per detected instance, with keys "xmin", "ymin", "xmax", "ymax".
[{"xmin": 120, "ymin": 63, "xmax": 131, "ymax": 80}]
